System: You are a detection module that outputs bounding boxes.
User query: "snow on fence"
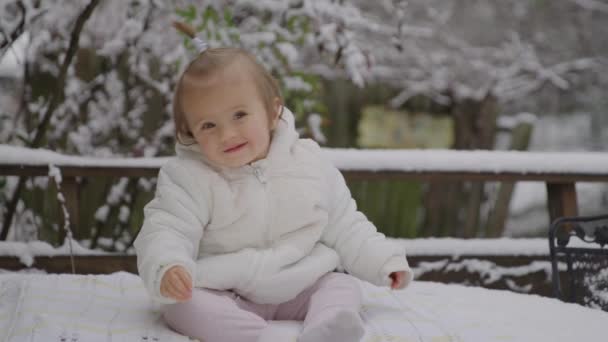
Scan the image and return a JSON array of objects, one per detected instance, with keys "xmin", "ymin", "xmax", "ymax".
[
  {"xmin": 3, "ymin": 144, "xmax": 608, "ymax": 227},
  {"xmin": 2, "ymin": 144, "xmax": 608, "ymax": 296}
]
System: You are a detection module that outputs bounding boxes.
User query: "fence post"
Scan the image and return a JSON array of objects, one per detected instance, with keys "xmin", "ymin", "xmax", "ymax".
[{"xmin": 546, "ymin": 182, "xmax": 578, "ymax": 224}]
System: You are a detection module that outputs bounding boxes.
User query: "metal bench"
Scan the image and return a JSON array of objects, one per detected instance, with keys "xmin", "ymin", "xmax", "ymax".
[{"xmin": 549, "ymin": 214, "xmax": 608, "ymax": 311}]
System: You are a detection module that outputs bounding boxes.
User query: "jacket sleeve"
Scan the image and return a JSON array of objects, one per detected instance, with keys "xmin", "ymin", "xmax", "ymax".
[
  {"xmin": 134, "ymin": 162, "xmax": 209, "ymax": 303},
  {"xmin": 320, "ymin": 160, "xmax": 414, "ymax": 288}
]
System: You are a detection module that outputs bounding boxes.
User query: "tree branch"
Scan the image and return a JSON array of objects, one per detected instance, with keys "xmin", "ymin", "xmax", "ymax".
[
  {"xmin": 0, "ymin": 1, "xmax": 26, "ymax": 55},
  {"xmin": 1, "ymin": 0, "xmax": 101, "ymax": 241}
]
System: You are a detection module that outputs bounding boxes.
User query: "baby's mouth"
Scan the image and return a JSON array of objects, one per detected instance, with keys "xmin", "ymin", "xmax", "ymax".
[{"xmin": 224, "ymin": 142, "xmax": 248, "ymax": 153}]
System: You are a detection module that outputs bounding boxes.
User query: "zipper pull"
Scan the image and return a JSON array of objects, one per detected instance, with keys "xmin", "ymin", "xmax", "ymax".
[{"xmin": 253, "ymin": 167, "xmax": 266, "ymax": 184}]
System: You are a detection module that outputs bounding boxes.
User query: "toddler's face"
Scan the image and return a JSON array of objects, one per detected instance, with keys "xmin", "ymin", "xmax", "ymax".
[{"xmin": 182, "ymin": 68, "xmax": 279, "ymax": 168}]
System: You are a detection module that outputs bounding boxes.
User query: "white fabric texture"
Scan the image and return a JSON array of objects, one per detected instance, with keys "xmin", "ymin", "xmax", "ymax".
[
  {"xmin": 134, "ymin": 107, "xmax": 412, "ymax": 304},
  {"xmin": 1, "ymin": 272, "xmax": 607, "ymax": 342}
]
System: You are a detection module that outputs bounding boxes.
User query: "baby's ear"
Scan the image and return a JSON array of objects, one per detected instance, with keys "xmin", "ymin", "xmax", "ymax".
[{"xmin": 270, "ymin": 97, "xmax": 282, "ymax": 130}]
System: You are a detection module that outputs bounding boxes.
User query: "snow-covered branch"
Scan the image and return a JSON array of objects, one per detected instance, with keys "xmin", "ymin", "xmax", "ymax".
[{"xmin": 569, "ymin": 0, "xmax": 608, "ymax": 13}]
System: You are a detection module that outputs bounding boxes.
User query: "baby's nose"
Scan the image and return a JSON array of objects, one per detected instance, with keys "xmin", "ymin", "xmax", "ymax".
[{"xmin": 220, "ymin": 125, "xmax": 238, "ymax": 142}]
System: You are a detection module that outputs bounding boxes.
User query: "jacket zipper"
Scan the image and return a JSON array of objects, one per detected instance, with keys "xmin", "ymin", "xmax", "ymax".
[{"xmin": 252, "ymin": 166, "xmax": 271, "ymax": 247}]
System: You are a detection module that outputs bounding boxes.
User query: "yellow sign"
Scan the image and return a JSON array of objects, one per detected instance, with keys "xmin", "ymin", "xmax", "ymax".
[{"xmin": 358, "ymin": 106, "xmax": 453, "ymax": 148}]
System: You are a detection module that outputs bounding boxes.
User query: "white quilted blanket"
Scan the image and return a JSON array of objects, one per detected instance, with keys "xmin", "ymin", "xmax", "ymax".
[{"xmin": 1, "ymin": 272, "xmax": 606, "ymax": 341}]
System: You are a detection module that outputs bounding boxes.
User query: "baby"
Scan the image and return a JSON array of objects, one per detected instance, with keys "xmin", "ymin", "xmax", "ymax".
[{"xmin": 134, "ymin": 21, "xmax": 413, "ymax": 342}]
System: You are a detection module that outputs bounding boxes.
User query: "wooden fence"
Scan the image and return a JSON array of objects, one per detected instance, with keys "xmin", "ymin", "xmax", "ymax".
[
  {"xmin": 2, "ymin": 146, "xmax": 608, "ymax": 296},
  {"xmin": 3, "ymin": 148, "xmax": 608, "ymax": 234}
]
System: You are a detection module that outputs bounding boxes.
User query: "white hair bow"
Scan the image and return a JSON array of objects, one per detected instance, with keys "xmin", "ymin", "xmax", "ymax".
[{"xmin": 192, "ymin": 37, "xmax": 208, "ymax": 53}]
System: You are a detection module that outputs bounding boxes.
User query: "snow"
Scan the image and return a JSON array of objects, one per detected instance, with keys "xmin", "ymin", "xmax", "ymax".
[
  {"xmin": 497, "ymin": 112, "xmax": 538, "ymax": 130},
  {"xmin": 276, "ymin": 42, "xmax": 299, "ymax": 65},
  {"xmin": 0, "ymin": 271, "xmax": 606, "ymax": 342},
  {"xmin": 0, "ymin": 237, "xmax": 567, "ymax": 297},
  {"xmin": 307, "ymin": 113, "xmax": 327, "ymax": 144},
  {"xmin": 396, "ymin": 237, "xmax": 554, "ymax": 256},
  {"xmin": 283, "ymin": 75, "xmax": 313, "ymax": 91},
  {"xmin": 505, "ymin": 181, "xmax": 607, "ymax": 236},
  {"xmin": 503, "ymin": 113, "xmax": 608, "ymax": 235},
  {"xmin": 0, "ymin": 237, "xmax": 588, "ymax": 268},
  {"xmin": 0, "ymin": 240, "xmax": 108, "ymax": 267},
  {"xmin": 2, "ymin": 144, "xmax": 608, "ymax": 175},
  {"xmin": 412, "ymin": 258, "xmax": 553, "ymax": 290},
  {"xmin": 324, "ymin": 148, "xmax": 608, "ymax": 174},
  {"xmin": 0, "ymin": 145, "xmax": 169, "ymax": 168},
  {"xmin": 0, "ymin": 32, "xmax": 29, "ymax": 78},
  {"xmin": 571, "ymin": 0, "xmax": 608, "ymax": 13}
]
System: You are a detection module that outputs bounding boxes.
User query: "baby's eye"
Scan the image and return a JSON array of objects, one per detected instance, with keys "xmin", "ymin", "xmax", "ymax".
[
  {"xmin": 234, "ymin": 111, "xmax": 248, "ymax": 119},
  {"xmin": 200, "ymin": 122, "xmax": 215, "ymax": 130}
]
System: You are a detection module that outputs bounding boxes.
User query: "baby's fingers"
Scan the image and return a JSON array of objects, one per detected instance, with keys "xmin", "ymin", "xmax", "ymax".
[
  {"xmin": 166, "ymin": 280, "xmax": 190, "ymax": 301},
  {"xmin": 176, "ymin": 269, "xmax": 193, "ymax": 293},
  {"xmin": 160, "ymin": 281, "xmax": 179, "ymax": 299},
  {"xmin": 161, "ymin": 270, "xmax": 191, "ymax": 301},
  {"xmin": 169, "ymin": 275, "xmax": 191, "ymax": 298}
]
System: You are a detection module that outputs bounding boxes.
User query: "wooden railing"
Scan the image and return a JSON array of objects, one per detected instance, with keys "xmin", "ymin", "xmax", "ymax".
[
  {"xmin": 2, "ymin": 146, "xmax": 608, "ymax": 238},
  {"xmin": 0, "ymin": 252, "xmax": 557, "ymax": 297}
]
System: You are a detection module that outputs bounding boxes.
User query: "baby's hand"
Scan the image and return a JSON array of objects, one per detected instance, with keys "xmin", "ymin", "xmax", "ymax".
[
  {"xmin": 389, "ymin": 271, "xmax": 407, "ymax": 290},
  {"xmin": 160, "ymin": 265, "xmax": 193, "ymax": 301}
]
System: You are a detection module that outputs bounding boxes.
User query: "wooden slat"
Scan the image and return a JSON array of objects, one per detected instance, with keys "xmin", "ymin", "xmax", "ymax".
[
  {"xmin": 341, "ymin": 170, "xmax": 608, "ymax": 182},
  {"xmin": 0, "ymin": 165, "xmax": 159, "ymax": 178},
  {"xmin": 3, "ymin": 164, "xmax": 608, "ymax": 182},
  {"xmin": 0, "ymin": 255, "xmax": 138, "ymax": 274},
  {"xmin": 0, "ymin": 254, "xmax": 554, "ymax": 297},
  {"xmin": 1, "ymin": 164, "xmax": 606, "ymax": 240}
]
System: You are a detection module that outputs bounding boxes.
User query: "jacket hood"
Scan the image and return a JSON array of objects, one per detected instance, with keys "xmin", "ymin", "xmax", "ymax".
[{"xmin": 175, "ymin": 106, "xmax": 299, "ymax": 173}]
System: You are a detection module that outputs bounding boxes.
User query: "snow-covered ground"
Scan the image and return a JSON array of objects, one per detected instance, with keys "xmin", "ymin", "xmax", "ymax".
[{"xmin": 1, "ymin": 271, "xmax": 606, "ymax": 342}]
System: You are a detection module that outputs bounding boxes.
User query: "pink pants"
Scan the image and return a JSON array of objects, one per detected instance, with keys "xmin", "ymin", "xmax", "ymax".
[{"xmin": 163, "ymin": 272, "xmax": 362, "ymax": 342}]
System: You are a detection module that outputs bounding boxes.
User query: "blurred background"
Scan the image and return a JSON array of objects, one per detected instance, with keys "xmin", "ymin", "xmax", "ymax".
[{"xmin": 1, "ymin": 0, "xmax": 607, "ymax": 251}]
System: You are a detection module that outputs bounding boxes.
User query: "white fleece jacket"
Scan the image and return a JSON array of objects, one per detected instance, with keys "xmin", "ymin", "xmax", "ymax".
[{"xmin": 134, "ymin": 107, "xmax": 413, "ymax": 305}]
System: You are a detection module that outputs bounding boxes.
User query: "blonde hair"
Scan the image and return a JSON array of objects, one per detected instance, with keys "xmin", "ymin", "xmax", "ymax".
[{"xmin": 172, "ymin": 22, "xmax": 283, "ymax": 145}]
